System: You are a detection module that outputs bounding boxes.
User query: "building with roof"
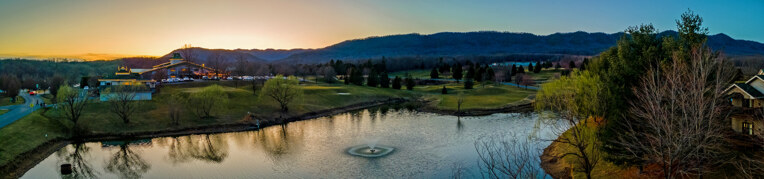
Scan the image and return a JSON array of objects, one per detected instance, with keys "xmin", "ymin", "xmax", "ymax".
[
  {"xmin": 724, "ymin": 70, "xmax": 764, "ymax": 135},
  {"xmin": 134, "ymin": 53, "xmax": 218, "ymax": 79},
  {"xmin": 98, "ymin": 66, "xmax": 155, "ymax": 101}
]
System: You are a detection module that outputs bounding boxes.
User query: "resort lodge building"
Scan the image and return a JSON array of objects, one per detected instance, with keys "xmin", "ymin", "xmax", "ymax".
[
  {"xmin": 134, "ymin": 53, "xmax": 217, "ymax": 79},
  {"xmin": 97, "ymin": 66, "xmax": 154, "ymax": 101},
  {"xmin": 724, "ymin": 70, "xmax": 764, "ymax": 136}
]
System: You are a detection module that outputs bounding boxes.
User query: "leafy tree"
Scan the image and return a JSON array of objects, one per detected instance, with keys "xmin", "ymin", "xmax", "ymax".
[
  {"xmin": 569, "ymin": 61, "xmax": 577, "ymax": 69},
  {"xmin": 464, "ymin": 79, "xmax": 474, "ymax": 89},
  {"xmin": 430, "ymin": 68, "xmax": 439, "ymax": 79},
  {"xmin": 0, "ymin": 74, "xmax": 21, "ymax": 101},
  {"xmin": 405, "ymin": 77, "xmax": 415, "ymax": 90},
  {"xmin": 49, "ymin": 75, "xmax": 65, "ymax": 102},
  {"xmin": 392, "ymin": 76, "xmax": 402, "ymax": 89},
  {"xmin": 260, "ymin": 75, "xmax": 302, "ymax": 112},
  {"xmin": 535, "ymin": 71, "xmax": 606, "ymax": 179},
  {"xmin": 441, "ymin": 85, "xmax": 448, "ymax": 94},
  {"xmin": 380, "ymin": 73, "xmax": 390, "ymax": 88},
  {"xmin": 452, "ymin": 63, "xmax": 463, "ymax": 83},
  {"xmin": 188, "ymin": 85, "xmax": 228, "ymax": 118}
]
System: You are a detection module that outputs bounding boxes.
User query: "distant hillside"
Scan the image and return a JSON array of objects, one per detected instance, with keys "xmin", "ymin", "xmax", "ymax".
[
  {"xmin": 142, "ymin": 31, "xmax": 764, "ymax": 64},
  {"xmin": 266, "ymin": 31, "xmax": 764, "ymax": 64},
  {"xmin": 235, "ymin": 49, "xmax": 311, "ymax": 61},
  {"xmin": 157, "ymin": 48, "xmax": 269, "ymax": 65}
]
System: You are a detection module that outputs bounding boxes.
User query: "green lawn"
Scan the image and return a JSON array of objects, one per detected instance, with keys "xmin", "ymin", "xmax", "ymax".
[
  {"xmin": 388, "ymin": 68, "xmax": 562, "ymax": 84},
  {"xmin": 388, "ymin": 69, "xmax": 433, "ymax": 79},
  {"xmin": 0, "ymin": 109, "xmax": 8, "ymax": 116},
  {"xmin": 0, "ymin": 80, "xmax": 537, "ymax": 168},
  {"xmin": 414, "ymin": 82, "xmax": 535, "ymax": 110},
  {"xmin": 0, "ymin": 96, "xmax": 24, "ymax": 107},
  {"xmin": 0, "ymin": 110, "xmax": 70, "ymax": 166},
  {"xmin": 43, "ymin": 83, "xmax": 417, "ymax": 135}
]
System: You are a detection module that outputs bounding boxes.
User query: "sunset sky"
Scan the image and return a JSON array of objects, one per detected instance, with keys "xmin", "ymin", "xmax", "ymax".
[{"xmin": 0, "ymin": 0, "xmax": 762, "ymax": 59}]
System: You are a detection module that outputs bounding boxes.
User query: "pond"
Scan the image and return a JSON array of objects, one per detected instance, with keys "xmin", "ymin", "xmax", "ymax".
[{"xmin": 21, "ymin": 106, "xmax": 557, "ymax": 178}]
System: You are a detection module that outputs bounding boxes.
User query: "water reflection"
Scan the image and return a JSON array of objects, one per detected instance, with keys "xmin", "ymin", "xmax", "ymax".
[
  {"xmin": 57, "ymin": 143, "xmax": 98, "ymax": 179},
  {"xmin": 104, "ymin": 143, "xmax": 150, "ymax": 178},
  {"xmin": 162, "ymin": 134, "xmax": 230, "ymax": 164},
  {"xmin": 24, "ymin": 107, "xmax": 556, "ymax": 178}
]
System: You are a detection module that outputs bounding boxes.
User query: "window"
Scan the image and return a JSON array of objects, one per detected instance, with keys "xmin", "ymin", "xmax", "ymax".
[{"xmin": 743, "ymin": 122, "xmax": 754, "ymax": 135}]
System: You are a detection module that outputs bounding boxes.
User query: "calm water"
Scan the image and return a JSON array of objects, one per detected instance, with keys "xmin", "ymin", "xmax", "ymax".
[{"xmin": 22, "ymin": 107, "xmax": 556, "ymax": 178}]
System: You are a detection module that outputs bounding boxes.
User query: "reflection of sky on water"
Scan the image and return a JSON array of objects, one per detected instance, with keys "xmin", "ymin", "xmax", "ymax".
[{"xmin": 23, "ymin": 107, "xmax": 557, "ymax": 178}]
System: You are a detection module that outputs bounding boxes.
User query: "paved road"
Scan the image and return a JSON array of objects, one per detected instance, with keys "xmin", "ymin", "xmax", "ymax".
[{"xmin": 0, "ymin": 92, "xmax": 46, "ymax": 128}]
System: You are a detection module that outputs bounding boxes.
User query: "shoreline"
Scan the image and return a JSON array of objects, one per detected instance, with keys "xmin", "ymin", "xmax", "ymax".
[
  {"xmin": 1, "ymin": 97, "xmax": 537, "ymax": 178},
  {"xmin": 540, "ymin": 137, "xmax": 572, "ymax": 179},
  {"xmin": 1, "ymin": 98, "xmax": 408, "ymax": 179}
]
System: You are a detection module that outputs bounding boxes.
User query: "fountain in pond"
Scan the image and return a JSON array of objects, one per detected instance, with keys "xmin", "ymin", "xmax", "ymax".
[{"xmin": 347, "ymin": 138, "xmax": 394, "ymax": 158}]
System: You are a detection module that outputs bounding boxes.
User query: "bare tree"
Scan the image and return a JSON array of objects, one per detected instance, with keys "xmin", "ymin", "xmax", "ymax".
[
  {"xmin": 612, "ymin": 47, "xmax": 736, "ymax": 178},
  {"xmin": 519, "ymin": 74, "xmax": 535, "ymax": 89},
  {"xmin": 456, "ymin": 93, "xmax": 465, "ymax": 115},
  {"xmin": 106, "ymin": 85, "xmax": 142, "ymax": 124},
  {"xmin": 57, "ymin": 86, "xmax": 89, "ymax": 135},
  {"xmin": 208, "ymin": 52, "xmax": 228, "ymax": 77},
  {"xmin": 166, "ymin": 93, "xmax": 185, "ymax": 125},
  {"xmin": 475, "ymin": 133, "xmax": 546, "ymax": 179},
  {"xmin": 178, "ymin": 44, "xmax": 195, "ymax": 63},
  {"xmin": 105, "ymin": 144, "xmax": 150, "ymax": 178}
]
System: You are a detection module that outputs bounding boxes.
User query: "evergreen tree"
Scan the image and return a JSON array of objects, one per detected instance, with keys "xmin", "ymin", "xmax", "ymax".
[
  {"xmin": 533, "ymin": 62, "xmax": 542, "ymax": 73},
  {"xmin": 475, "ymin": 66, "xmax": 485, "ymax": 82},
  {"xmin": 452, "ymin": 63, "xmax": 463, "ymax": 82},
  {"xmin": 367, "ymin": 70, "xmax": 379, "ymax": 87},
  {"xmin": 405, "ymin": 77, "xmax": 415, "ymax": 90},
  {"xmin": 380, "ymin": 73, "xmax": 390, "ymax": 88},
  {"xmin": 517, "ymin": 66, "xmax": 525, "ymax": 73},
  {"xmin": 528, "ymin": 63, "xmax": 534, "ymax": 73},
  {"xmin": 392, "ymin": 76, "xmax": 402, "ymax": 89},
  {"xmin": 581, "ymin": 58, "xmax": 589, "ymax": 71},
  {"xmin": 466, "ymin": 65, "xmax": 475, "ymax": 79},
  {"xmin": 441, "ymin": 85, "xmax": 447, "ymax": 94},
  {"xmin": 554, "ymin": 63, "xmax": 561, "ymax": 70},
  {"xmin": 486, "ymin": 67, "xmax": 495, "ymax": 81},
  {"xmin": 351, "ymin": 67, "xmax": 364, "ymax": 86},
  {"xmin": 464, "ymin": 79, "xmax": 474, "ymax": 89},
  {"xmin": 511, "ymin": 64, "xmax": 517, "ymax": 76},
  {"xmin": 569, "ymin": 61, "xmax": 576, "ymax": 69},
  {"xmin": 430, "ymin": 68, "xmax": 439, "ymax": 79}
]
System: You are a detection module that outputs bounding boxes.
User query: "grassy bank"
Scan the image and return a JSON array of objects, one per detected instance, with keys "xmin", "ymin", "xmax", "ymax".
[
  {"xmin": 0, "ymin": 82, "xmax": 415, "ymax": 167},
  {"xmin": 0, "ymin": 97, "xmax": 24, "ymax": 107},
  {"xmin": 0, "ymin": 110, "xmax": 70, "ymax": 167},
  {"xmin": 0, "ymin": 109, "xmax": 8, "ymax": 116},
  {"xmin": 0, "ymin": 80, "xmax": 537, "ymax": 172}
]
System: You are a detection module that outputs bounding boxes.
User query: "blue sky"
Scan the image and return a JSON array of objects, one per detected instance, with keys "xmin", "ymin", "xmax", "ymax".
[{"xmin": 0, "ymin": 0, "xmax": 761, "ymax": 56}]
